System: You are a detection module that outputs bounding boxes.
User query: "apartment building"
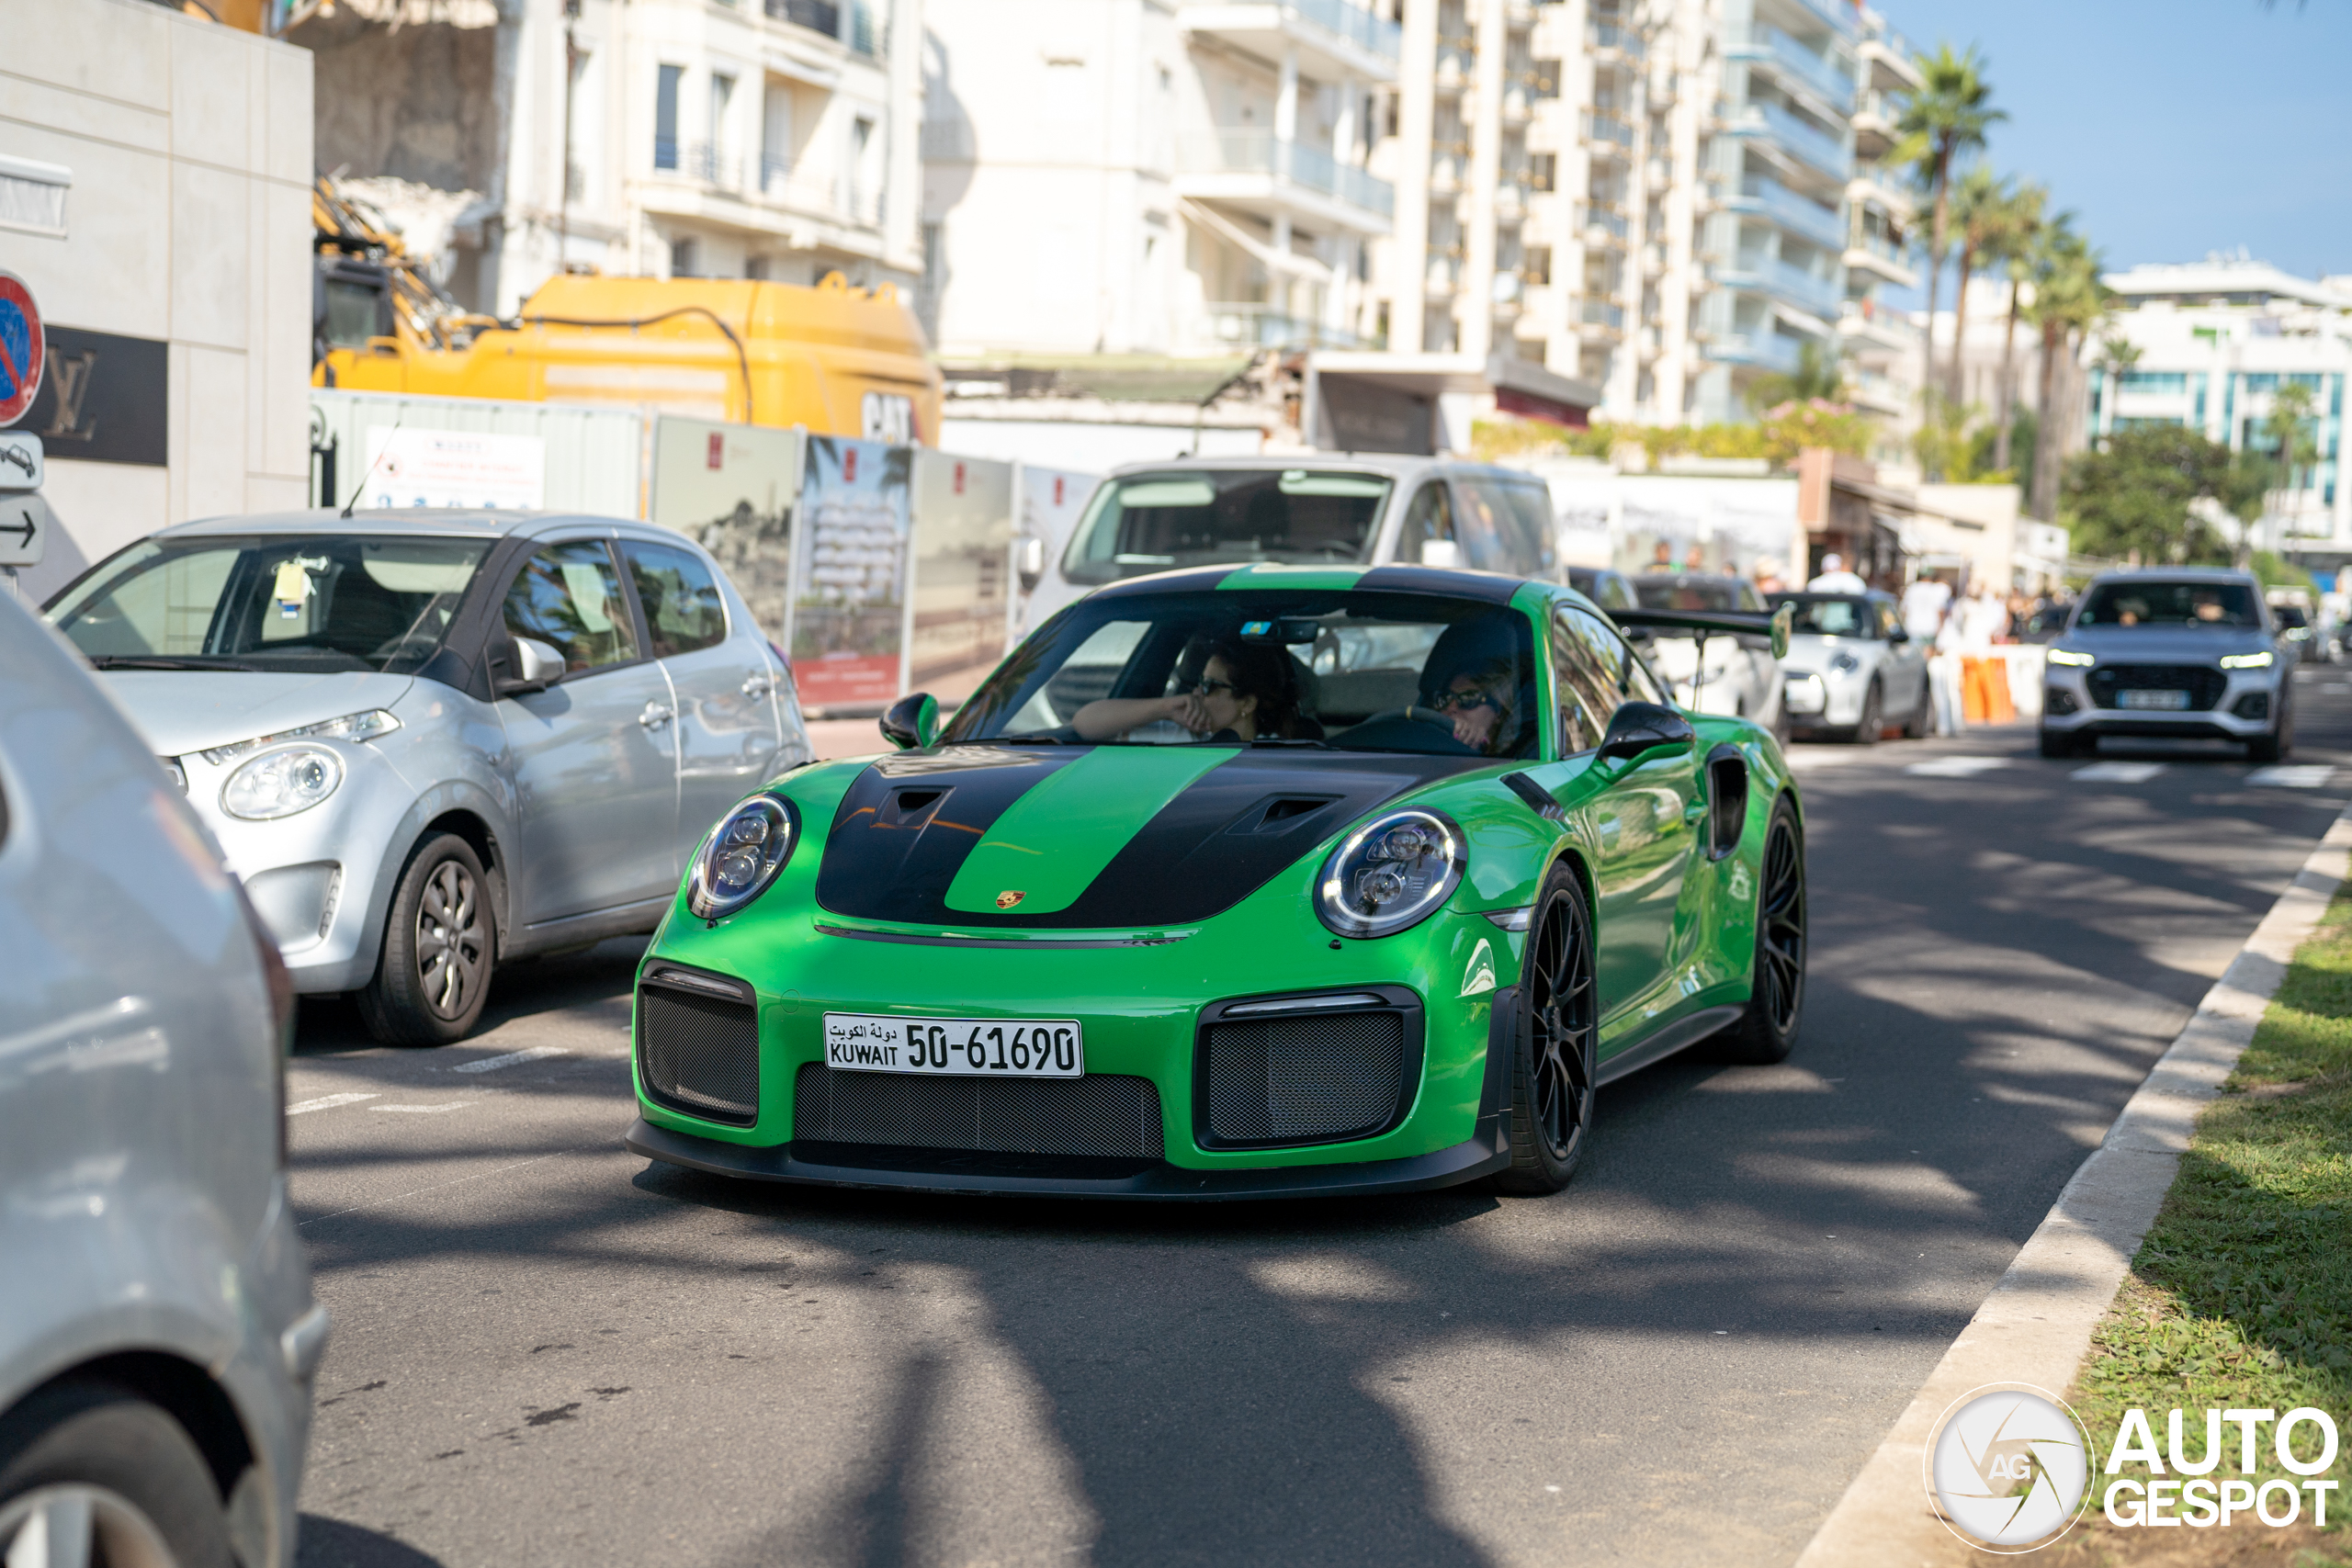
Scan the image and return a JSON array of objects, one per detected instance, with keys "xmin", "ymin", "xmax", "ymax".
[
  {"xmin": 294, "ymin": 0, "xmax": 923, "ymax": 312},
  {"xmin": 2098, "ymin": 257, "xmax": 2352, "ymax": 561},
  {"xmin": 918, "ymin": 0, "xmax": 1400, "ymax": 358}
]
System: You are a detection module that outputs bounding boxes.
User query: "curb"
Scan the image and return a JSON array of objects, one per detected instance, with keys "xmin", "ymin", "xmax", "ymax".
[{"xmin": 1793, "ymin": 805, "xmax": 2352, "ymax": 1567}]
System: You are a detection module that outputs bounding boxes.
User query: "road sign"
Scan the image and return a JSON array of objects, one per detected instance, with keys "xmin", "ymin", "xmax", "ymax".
[
  {"xmin": 0, "ymin": 433, "xmax": 41, "ymax": 491},
  {"xmin": 0, "ymin": 491, "xmax": 49, "ymax": 568},
  {"xmin": 0, "ymin": 271, "xmax": 44, "ymax": 428}
]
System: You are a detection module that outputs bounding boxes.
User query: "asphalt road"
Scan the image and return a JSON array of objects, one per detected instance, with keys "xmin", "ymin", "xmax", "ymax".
[{"xmin": 288, "ymin": 665, "xmax": 2352, "ymax": 1568}]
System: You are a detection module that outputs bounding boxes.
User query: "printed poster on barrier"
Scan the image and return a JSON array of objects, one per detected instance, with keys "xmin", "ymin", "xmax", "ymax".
[
  {"xmin": 791, "ymin": 434, "xmax": 912, "ymax": 709},
  {"xmin": 650, "ymin": 417, "xmax": 802, "ymax": 649},
  {"xmin": 909, "ymin": 450, "xmax": 1014, "ymax": 705},
  {"xmin": 362, "ymin": 426, "xmax": 547, "ymax": 509}
]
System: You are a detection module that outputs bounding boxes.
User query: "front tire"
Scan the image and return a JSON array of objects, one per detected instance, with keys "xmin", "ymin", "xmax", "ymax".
[
  {"xmin": 358, "ymin": 831, "xmax": 496, "ymax": 1045},
  {"xmin": 1494, "ymin": 866, "xmax": 1600, "ymax": 1195},
  {"xmin": 1713, "ymin": 797, "xmax": 1805, "ymax": 1065},
  {"xmin": 0, "ymin": 1382, "xmax": 237, "ymax": 1568},
  {"xmin": 2039, "ymin": 728, "xmax": 2085, "ymax": 760},
  {"xmin": 2249, "ymin": 706, "xmax": 2290, "ymax": 762},
  {"xmin": 1849, "ymin": 681, "xmax": 1883, "ymax": 745}
]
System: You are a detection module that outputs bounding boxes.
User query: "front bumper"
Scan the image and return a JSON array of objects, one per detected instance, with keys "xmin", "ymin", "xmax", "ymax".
[
  {"xmin": 625, "ymin": 1115, "xmax": 1510, "ymax": 1201},
  {"xmin": 1781, "ymin": 665, "xmax": 1871, "ymax": 728},
  {"xmin": 2040, "ymin": 662, "xmax": 2281, "ymax": 739}
]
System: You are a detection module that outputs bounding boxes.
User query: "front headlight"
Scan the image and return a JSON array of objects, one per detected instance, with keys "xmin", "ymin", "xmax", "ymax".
[
  {"xmin": 221, "ymin": 746, "xmax": 344, "ymax": 820},
  {"xmin": 689, "ymin": 795, "xmax": 800, "ymax": 919},
  {"xmin": 2047, "ymin": 648, "xmax": 2096, "ymax": 668},
  {"xmin": 2220, "ymin": 650, "xmax": 2276, "ymax": 670},
  {"xmin": 200, "ymin": 707, "xmax": 401, "ymax": 766},
  {"xmin": 1316, "ymin": 808, "xmax": 1466, "ymax": 940}
]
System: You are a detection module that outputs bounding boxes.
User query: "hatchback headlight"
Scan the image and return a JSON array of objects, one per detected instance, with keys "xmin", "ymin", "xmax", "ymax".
[
  {"xmin": 689, "ymin": 795, "xmax": 800, "ymax": 919},
  {"xmin": 221, "ymin": 747, "xmax": 344, "ymax": 820},
  {"xmin": 200, "ymin": 707, "xmax": 401, "ymax": 766},
  {"xmin": 1316, "ymin": 808, "xmax": 1465, "ymax": 940},
  {"xmin": 2220, "ymin": 650, "xmax": 2276, "ymax": 670},
  {"xmin": 2046, "ymin": 648, "xmax": 2096, "ymax": 668}
]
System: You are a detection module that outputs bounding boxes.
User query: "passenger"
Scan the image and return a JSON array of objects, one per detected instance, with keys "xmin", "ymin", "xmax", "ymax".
[
  {"xmin": 1419, "ymin": 614, "xmax": 1532, "ymax": 756},
  {"xmin": 1072, "ymin": 636, "xmax": 1319, "ymax": 743}
]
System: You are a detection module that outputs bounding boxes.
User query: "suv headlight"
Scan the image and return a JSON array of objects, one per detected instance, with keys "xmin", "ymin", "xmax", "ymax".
[
  {"xmin": 221, "ymin": 746, "xmax": 344, "ymax": 820},
  {"xmin": 2046, "ymin": 648, "xmax": 2095, "ymax": 667},
  {"xmin": 2220, "ymin": 650, "xmax": 2275, "ymax": 670},
  {"xmin": 689, "ymin": 795, "xmax": 800, "ymax": 919},
  {"xmin": 1316, "ymin": 808, "xmax": 1465, "ymax": 940}
]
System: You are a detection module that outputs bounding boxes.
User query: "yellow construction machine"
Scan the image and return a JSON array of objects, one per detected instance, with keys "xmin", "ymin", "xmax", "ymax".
[{"xmin": 311, "ymin": 179, "xmax": 943, "ymax": 443}]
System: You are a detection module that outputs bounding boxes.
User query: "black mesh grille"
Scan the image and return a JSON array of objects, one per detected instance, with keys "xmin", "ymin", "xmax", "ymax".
[
  {"xmin": 1204, "ymin": 1010, "xmax": 1408, "ymax": 1145},
  {"xmin": 792, "ymin": 1065, "xmax": 1164, "ymax": 1158},
  {"xmin": 2087, "ymin": 664, "xmax": 2227, "ymax": 711},
  {"xmin": 639, "ymin": 984, "xmax": 760, "ymax": 1125}
]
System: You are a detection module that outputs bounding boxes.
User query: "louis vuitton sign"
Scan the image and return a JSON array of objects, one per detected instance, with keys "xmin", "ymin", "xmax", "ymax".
[{"xmin": 14, "ymin": 326, "xmax": 167, "ymax": 468}]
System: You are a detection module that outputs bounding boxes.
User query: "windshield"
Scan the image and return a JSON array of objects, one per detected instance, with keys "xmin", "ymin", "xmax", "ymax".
[
  {"xmin": 1770, "ymin": 594, "xmax": 1877, "ymax": 637},
  {"xmin": 944, "ymin": 589, "xmax": 1540, "ymax": 759},
  {"xmin": 47, "ymin": 534, "xmax": 492, "ymax": 674},
  {"xmin": 2075, "ymin": 580, "xmax": 2260, "ymax": 629},
  {"xmin": 1634, "ymin": 574, "xmax": 1759, "ymax": 612},
  {"xmin": 2273, "ymin": 604, "xmax": 2310, "ymax": 629},
  {"xmin": 1060, "ymin": 468, "xmax": 1395, "ymax": 587}
]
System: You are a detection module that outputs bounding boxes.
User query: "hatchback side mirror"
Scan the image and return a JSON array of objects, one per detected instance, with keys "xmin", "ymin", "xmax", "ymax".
[
  {"xmin": 497, "ymin": 635, "xmax": 564, "ymax": 695},
  {"xmin": 1014, "ymin": 536, "xmax": 1046, "ymax": 593},
  {"xmin": 1598, "ymin": 700, "xmax": 1695, "ymax": 764},
  {"xmin": 1887, "ymin": 625, "xmax": 1910, "ymax": 645},
  {"xmin": 880, "ymin": 692, "xmax": 940, "ymax": 750}
]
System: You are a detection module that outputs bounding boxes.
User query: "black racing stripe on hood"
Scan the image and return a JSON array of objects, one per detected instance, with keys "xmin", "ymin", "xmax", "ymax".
[
  {"xmin": 815, "ymin": 745, "xmax": 1082, "ymax": 922},
  {"xmin": 1037, "ymin": 751, "xmax": 1487, "ymax": 928}
]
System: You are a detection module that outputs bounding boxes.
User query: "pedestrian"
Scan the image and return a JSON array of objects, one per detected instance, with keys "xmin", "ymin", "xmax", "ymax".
[
  {"xmin": 1752, "ymin": 557, "xmax": 1786, "ymax": 596},
  {"xmin": 1650, "ymin": 539, "xmax": 1675, "ymax": 571},
  {"xmin": 1682, "ymin": 542, "xmax": 1709, "ymax": 573},
  {"xmin": 1901, "ymin": 572, "xmax": 1952, "ymax": 642},
  {"xmin": 1808, "ymin": 552, "xmax": 1868, "ymax": 593}
]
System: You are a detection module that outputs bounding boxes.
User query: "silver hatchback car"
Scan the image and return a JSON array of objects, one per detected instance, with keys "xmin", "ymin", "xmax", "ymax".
[{"xmin": 44, "ymin": 510, "xmax": 811, "ymax": 1043}]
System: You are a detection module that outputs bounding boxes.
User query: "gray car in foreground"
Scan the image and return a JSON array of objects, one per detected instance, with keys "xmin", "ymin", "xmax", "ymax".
[
  {"xmin": 0, "ymin": 592, "xmax": 322, "ymax": 1568},
  {"xmin": 44, "ymin": 509, "xmax": 809, "ymax": 1044},
  {"xmin": 2039, "ymin": 569, "xmax": 2290, "ymax": 760}
]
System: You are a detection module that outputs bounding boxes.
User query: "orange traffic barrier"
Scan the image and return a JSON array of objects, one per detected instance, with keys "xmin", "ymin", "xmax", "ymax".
[{"xmin": 1961, "ymin": 657, "xmax": 2015, "ymax": 724}]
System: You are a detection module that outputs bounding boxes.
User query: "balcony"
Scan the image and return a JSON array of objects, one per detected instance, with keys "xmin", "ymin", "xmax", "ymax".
[
  {"xmin": 1576, "ymin": 297, "xmax": 1625, "ymax": 337},
  {"xmin": 648, "ymin": 139, "xmax": 885, "ymax": 235},
  {"xmin": 1713, "ymin": 253, "xmax": 1842, "ymax": 320},
  {"xmin": 1849, "ymin": 87, "xmax": 1899, "ymax": 161},
  {"xmin": 1783, "ymin": 0, "xmax": 1858, "ymax": 39},
  {"xmin": 1581, "ymin": 110, "xmax": 1635, "ymax": 157},
  {"xmin": 1842, "ymin": 228, "xmax": 1917, "ymax": 288},
  {"xmin": 1174, "ymin": 0, "xmax": 1402, "ymax": 83},
  {"xmin": 1175, "ymin": 130, "xmax": 1396, "ymax": 231},
  {"xmin": 1575, "ymin": 201, "xmax": 1629, "ymax": 242},
  {"xmin": 1712, "ymin": 329, "xmax": 1803, "ymax": 373},
  {"xmin": 764, "ymin": 0, "xmax": 881, "ymax": 58},
  {"xmin": 1724, "ymin": 175, "xmax": 1844, "ymax": 252},
  {"xmin": 1589, "ymin": 20, "xmax": 1645, "ymax": 61},
  {"xmin": 1838, "ymin": 298, "xmax": 1918, "ymax": 355},
  {"xmin": 655, "ymin": 139, "xmax": 743, "ymax": 189},
  {"xmin": 1725, "ymin": 24, "xmax": 1854, "ymax": 114},
  {"xmin": 1201, "ymin": 302, "xmax": 1375, "ymax": 350},
  {"xmin": 1858, "ymin": 30, "xmax": 1921, "ymax": 94},
  {"xmin": 1722, "ymin": 100, "xmax": 1849, "ymax": 181}
]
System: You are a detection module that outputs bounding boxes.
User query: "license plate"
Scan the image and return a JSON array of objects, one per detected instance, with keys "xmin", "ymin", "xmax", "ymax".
[
  {"xmin": 2119, "ymin": 689, "xmax": 2191, "ymax": 710},
  {"xmin": 822, "ymin": 1013, "xmax": 1084, "ymax": 1077}
]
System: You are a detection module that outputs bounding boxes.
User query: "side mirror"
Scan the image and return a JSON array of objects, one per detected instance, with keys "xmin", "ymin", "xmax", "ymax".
[
  {"xmin": 879, "ymin": 692, "xmax": 940, "ymax": 750},
  {"xmin": 497, "ymin": 635, "xmax": 564, "ymax": 695},
  {"xmin": 1598, "ymin": 700, "xmax": 1696, "ymax": 764},
  {"xmin": 1887, "ymin": 624, "xmax": 1910, "ymax": 645},
  {"xmin": 1420, "ymin": 538, "xmax": 1462, "ymax": 570},
  {"xmin": 1769, "ymin": 602, "xmax": 1792, "ymax": 660},
  {"xmin": 1014, "ymin": 536, "xmax": 1046, "ymax": 593}
]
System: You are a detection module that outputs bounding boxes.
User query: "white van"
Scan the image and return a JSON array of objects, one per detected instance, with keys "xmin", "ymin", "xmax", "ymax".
[{"xmin": 1017, "ymin": 455, "xmax": 1562, "ymax": 634}]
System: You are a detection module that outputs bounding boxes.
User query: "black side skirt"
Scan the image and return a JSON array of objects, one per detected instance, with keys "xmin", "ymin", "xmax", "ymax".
[{"xmin": 625, "ymin": 1117, "xmax": 1511, "ymax": 1201}]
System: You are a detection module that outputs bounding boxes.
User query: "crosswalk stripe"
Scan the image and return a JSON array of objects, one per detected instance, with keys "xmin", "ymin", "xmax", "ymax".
[
  {"xmin": 451, "ymin": 1045, "xmax": 570, "ymax": 1075},
  {"xmin": 287, "ymin": 1092, "xmax": 379, "ymax": 1116}
]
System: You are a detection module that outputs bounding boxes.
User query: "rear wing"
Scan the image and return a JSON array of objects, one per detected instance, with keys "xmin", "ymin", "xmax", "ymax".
[{"xmin": 1609, "ymin": 604, "xmax": 1792, "ymax": 660}]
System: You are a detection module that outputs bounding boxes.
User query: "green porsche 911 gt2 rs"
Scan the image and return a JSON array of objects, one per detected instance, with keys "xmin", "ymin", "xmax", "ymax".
[{"xmin": 624, "ymin": 562, "xmax": 1804, "ymax": 1199}]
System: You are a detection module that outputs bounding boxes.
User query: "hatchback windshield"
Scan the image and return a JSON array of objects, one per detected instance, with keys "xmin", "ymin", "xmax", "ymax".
[
  {"xmin": 945, "ymin": 590, "xmax": 1540, "ymax": 759},
  {"xmin": 2075, "ymin": 580, "xmax": 2261, "ymax": 629},
  {"xmin": 1061, "ymin": 468, "xmax": 1394, "ymax": 587},
  {"xmin": 1770, "ymin": 594, "xmax": 1877, "ymax": 637},
  {"xmin": 1634, "ymin": 575, "xmax": 1761, "ymax": 612},
  {"xmin": 47, "ymin": 534, "xmax": 492, "ymax": 674}
]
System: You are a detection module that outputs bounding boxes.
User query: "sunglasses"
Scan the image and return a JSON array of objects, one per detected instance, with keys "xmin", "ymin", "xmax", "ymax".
[
  {"xmin": 1189, "ymin": 677, "xmax": 1239, "ymax": 697},
  {"xmin": 1430, "ymin": 688, "xmax": 1500, "ymax": 713}
]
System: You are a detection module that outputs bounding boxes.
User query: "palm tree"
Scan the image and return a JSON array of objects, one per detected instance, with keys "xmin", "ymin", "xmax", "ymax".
[
  {"xmin": 1892, "ymin": 44, "xmax": 2007, "ymax": 402},
  {"xmin": 2260, "ymin": 380, "xmax": 2322, "ymax": 558},
  {"xmin": 1944, "ymin": 164, "xmax": 2007, "ymax": 403},
  {"xmin": 1987, "ymin": 182, "xmax": 2050, "ymax": 473},
  {"xmin": 1746, "ymin": 338, "xmax": 1848, "ymax": 412},
  {"xmin": 2025, "ymin": 226, "xmax": 2106, "ymax": 519},
  {"xmin": 2096, "ymin": 333, "xmax": 2142, "ymax": 446}
]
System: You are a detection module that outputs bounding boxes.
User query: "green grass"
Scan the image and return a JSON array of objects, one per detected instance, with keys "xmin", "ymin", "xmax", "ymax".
[{"xmin": 2070, "ymin": 887, "xmax": 2352, "ymax": 1506}]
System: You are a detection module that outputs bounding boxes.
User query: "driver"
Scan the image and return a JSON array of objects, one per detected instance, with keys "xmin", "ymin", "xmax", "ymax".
[
  {"xmin": 1072, "ymin": 636, "xmax": 1319, "ymax": 743},
  {"xmin": 1419, "ymin": 614, "xmax": 1531, "ymax": 756}
]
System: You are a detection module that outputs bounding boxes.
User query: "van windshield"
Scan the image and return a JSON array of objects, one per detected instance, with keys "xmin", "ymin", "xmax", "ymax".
[
  {"xmin": 1060, "ymin": 468, "xmax": 1394, "ymax": 587},
  {"xmin": 47, "ymin": 534, "xmax": 492, "ymax": 674}
]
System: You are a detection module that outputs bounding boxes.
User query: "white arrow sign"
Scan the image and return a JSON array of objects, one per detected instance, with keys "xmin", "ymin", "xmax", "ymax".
[{"xmin": 0, "ymin": 491, "xmax": 51, "ymax": 569}]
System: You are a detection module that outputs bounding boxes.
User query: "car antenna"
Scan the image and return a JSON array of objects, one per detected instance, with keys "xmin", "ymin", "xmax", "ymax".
[{"xmin": 339, "ymin": 414, "xmax": 403, "ymax": 518}]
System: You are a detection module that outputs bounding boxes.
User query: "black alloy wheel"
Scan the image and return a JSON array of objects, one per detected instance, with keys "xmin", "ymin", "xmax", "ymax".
[
  {"xmin": 1497, "ymin": 866, "xmax": 1599, "ymax": 1194},
  {"xmin": 1713, "ymin": 796, "xmax": 1806, "ymax": 1064},
  {"xmin": 359, "ymin": 831, "xmax": 497, "ymax": 1045},
  {"xmin": 1849, "ymin": 680, "xmax": 1883, "ymax": 745}
]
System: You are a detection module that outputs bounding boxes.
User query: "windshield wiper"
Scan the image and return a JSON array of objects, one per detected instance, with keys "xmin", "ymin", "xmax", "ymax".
[
  {"xmin": 1250, "ymin": 736, "xmax": 1331, "ymax": 749},
  {"xmin": 85, "ymin": 654, "xmax": 265, "ymax": 672}
]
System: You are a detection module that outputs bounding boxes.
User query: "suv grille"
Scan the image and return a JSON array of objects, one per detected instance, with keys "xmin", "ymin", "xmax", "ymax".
[
  {"xmin": 1198, "ymin": 993, "xmax": 1418, "ymax": 1147},
  {"xmin": 638, "ymin": 971, "xmax": 760, "ymax": 1125},
  {"xmin": 792, "ymin": 1064, "xmax": 1164, "ymax": 1159},
  {"xmin": 2087, "ymin": 664, "xmax": 2227, "ymax": 711}
]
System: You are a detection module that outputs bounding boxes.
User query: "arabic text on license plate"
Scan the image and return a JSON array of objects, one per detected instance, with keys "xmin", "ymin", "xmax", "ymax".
[
  {"xmin": 822, "ymin": 1013, "xmax": 1084, "ymax": 1077},
  {"xmin": 2119, "ymin": 689, "xmax": 2191, "ymax": 710}
]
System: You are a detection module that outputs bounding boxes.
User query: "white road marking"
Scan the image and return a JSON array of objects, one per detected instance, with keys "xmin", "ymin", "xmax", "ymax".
[
  {"xmin": 2246, "ymin": 764, "xmax": 2337, "ymax": 788},
  {"xmin": 2323, "ymin": 682, "xmax": 2349, "ymax": 694},
  {"xmin": 287, "ymin": 1092, "xmax": 379, "ymax": 1116},
  {"xmin": 1904, "ymin": 756, "xmax": 2010, "ymax": 778},
  {"xmin": 2072, "ymin": 762, "xmax": 2165, "ymax": 783},
  {"xmin": 451, "ymin": 1045, "xmax": 569, "ymax": 1074},
  {"xmin": 372, "ymin": 1102, "xmax": 475, "ymax": 1114}
]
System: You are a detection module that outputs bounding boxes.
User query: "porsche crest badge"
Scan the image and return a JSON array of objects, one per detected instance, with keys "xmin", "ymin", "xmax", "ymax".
[{"xmin": 996, "ymin": 890, "xmax": 1025, "ymax": 909}]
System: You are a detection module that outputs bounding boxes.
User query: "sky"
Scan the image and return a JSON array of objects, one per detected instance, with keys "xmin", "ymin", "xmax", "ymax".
[{"xmin": 1871, "ymin": 0, "xmax": 2352, "ymax": 306}]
